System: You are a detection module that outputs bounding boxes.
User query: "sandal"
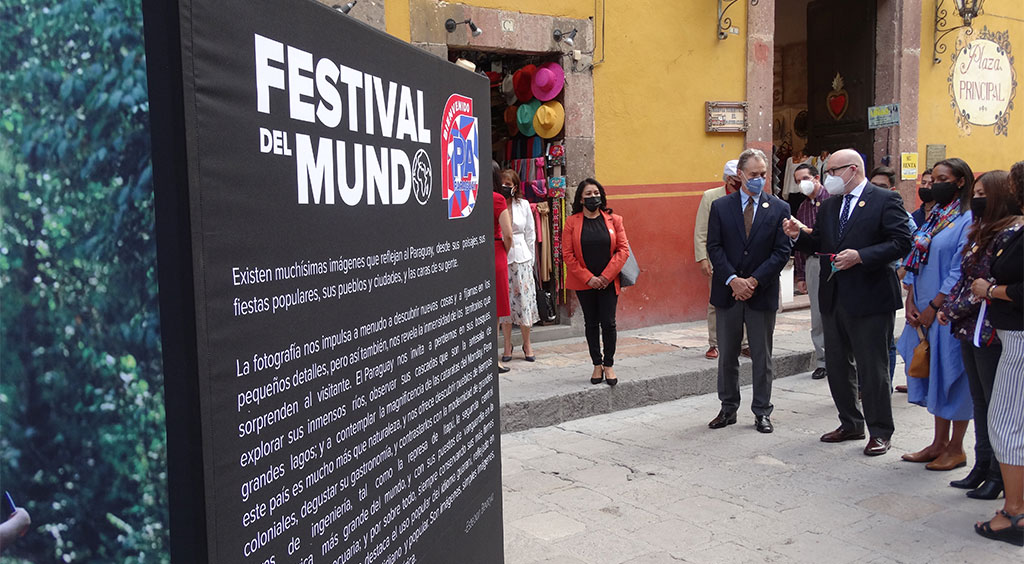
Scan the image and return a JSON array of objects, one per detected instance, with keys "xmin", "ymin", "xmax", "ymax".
[{"xmin": 975, "ymin": 510, "xmax": 1024, "ymax": 546}]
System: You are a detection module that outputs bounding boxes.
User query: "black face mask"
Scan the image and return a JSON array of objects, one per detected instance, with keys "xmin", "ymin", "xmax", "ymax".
[
  {"xmin": 583, "ymin": 196, "xmax": 602, "ymax": 212},
  {"xmin": 970, "ymin": 197, "xmax": 987, "ymax": 219},
  {"xmin": 918, "ymin": 187, "xmax": 934, "ymax": 203},
  {"xmin": 931, "ymin": 182, "xmax": 960, "ymax": 207}
]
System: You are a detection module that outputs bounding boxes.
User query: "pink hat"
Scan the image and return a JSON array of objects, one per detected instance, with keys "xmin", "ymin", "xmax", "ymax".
[{"xmin": 531, "ymin": 62, "xmax": 564, "ymax": 101}]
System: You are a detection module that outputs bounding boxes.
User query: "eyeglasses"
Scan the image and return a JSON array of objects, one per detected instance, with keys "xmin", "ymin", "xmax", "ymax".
[{"xmin": 824, "ymin": 164, "xmax": 855, "ymax": 177}]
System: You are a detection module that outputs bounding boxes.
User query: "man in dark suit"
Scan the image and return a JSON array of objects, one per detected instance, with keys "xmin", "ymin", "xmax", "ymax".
[
  {"xmin": 706, "ymin": 148, "xmax": 792, "ymax": 433},
  {"xmin": 783, "ymin": 148, "xmax": 913, "ymax": 456}
]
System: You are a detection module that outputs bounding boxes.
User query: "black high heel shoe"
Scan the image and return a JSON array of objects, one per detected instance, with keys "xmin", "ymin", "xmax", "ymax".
[
  {"xmin": 590, "ymin": 366, "xmax": 604, "ymax": 385},
  {"xmin": 967, "ymin": 479, "xmax": 1004, "ymax": 500},
  {"xmin": 975, "ymin": 510, "xmax": 1024, "ymax": 546},
  {"xmin": 950, "ymin": 465, "xmax": 987, "ymax": 489}
]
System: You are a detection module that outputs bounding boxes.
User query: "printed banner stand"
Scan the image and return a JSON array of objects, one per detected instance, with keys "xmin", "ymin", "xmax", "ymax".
[{"xmin": 144, "ymin": 1, "xmax": 504, "ymax": 562}]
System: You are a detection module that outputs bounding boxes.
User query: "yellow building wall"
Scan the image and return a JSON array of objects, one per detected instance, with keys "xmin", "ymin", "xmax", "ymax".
[
  {"xmin": 918, "ymin": 0, "xmax": 1024, "ymax": 173},
  {"xmin": 386, "ymin": 0, "xmax": 749, "ymax": 187}
]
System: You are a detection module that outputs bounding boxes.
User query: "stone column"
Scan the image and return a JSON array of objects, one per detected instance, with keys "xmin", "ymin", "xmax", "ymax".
[
  {"xmin": 745, "ymin": 0, "xmax": 775, "ymax": 154},
  {"xmin": 874, "ymin": 0, "xmax": 921, "ymax": 207}
]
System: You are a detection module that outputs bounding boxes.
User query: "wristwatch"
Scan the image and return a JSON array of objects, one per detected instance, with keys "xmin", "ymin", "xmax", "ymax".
[{"xmin": 986, "ymin": 284, "xmax": 997, "ymax": 300}]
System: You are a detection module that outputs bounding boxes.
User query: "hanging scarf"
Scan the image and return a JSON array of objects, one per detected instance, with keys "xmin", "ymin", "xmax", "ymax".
[{"xmin": 903, "ymin": 199, "xmax": 961, "ymax": 274}]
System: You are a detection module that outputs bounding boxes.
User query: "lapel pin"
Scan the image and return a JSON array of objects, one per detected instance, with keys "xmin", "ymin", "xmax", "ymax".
[
  {"xmin": 858, "ymin": 201, "xmax": 866, "ymax": 207},
  {"xmin": 815, "ymin": 201, "xmax": 820, "ymax": 207},
  {"xmin": 761, "ymin": 202, "xmax": 769, "ymax": 208}
]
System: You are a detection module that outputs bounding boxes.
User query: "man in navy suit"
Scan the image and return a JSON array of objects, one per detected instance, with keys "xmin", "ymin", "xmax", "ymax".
[
  {"xmin": 783, "ymin": 149, "xmax": 912, "ymax": 456},
  {"xmin": 706, "ymin": 148, "xmax": 792, "ymax": 433}
]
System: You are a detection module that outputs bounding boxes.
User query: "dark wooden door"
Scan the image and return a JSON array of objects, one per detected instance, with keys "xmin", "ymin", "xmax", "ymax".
[{"xmin": 806, "ymin": 0, "xmax": 875, "ymax": 165}]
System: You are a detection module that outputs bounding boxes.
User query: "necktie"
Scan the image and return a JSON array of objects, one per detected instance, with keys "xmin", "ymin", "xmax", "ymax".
[
  {"xmin": 744, "ymin": 197, "xmax": 754, "ymax": 237},
  {"xmin": 839, "ymin": 194, "xmax": 854, "ymax": 237}
]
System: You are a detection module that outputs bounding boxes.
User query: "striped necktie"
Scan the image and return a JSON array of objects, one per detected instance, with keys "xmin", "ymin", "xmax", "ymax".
[{"xmin": 839, "ymin": 194, "xmax": 854, "ymax": 237}]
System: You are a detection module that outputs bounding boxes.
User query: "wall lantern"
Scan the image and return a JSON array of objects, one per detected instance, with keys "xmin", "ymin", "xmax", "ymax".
[
  {"xmin": 933, "ymin": 0, "xmax": 985, "ymax": 64},
  {"xmin": 717, "ymin": 0, "xmax": 759, "ymax": 41},
  {"xmin": 445, "ymin": 18, "xmax": 483, "ymax": 37},
  {"xmin": 332, "ymin": 1, "xmax": 356, "ymax": 14},
  {"xmin": 553, "ymin": 28, "xmax": 578, "ymax": 47}
]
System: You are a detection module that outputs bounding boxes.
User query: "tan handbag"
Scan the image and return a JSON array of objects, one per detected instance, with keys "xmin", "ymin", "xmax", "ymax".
[{"xmin": 907, "ymin": 326, "xmax": 930, "ymax": 379}]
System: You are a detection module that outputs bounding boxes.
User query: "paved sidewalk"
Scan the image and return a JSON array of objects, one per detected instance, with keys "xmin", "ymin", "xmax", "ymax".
[
  {"xmin": 500, "ymin": 368, "xmax": 1020, "ymax": 563},
  {"xmin": 499, "ymin": 309, "xmax": 825, "ymax": 432}
]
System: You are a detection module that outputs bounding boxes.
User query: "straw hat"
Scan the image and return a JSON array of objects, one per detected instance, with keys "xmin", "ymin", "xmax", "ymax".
[
  {"xmin": 454, "ymin": 58, "xmax": 476, "ymax": 72},
  {"xmin": 532, "ymin": 101, "xmax": 564, "ymax": 139},
  {"xmin": 516, "ymin": 99, "xmax": 542, "ymax": 136},
  {"xmin": 531, "ymin": 62, "xmax": 564, "ymax": 101}
]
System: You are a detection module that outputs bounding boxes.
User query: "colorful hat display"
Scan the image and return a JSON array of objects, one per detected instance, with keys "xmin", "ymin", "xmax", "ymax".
[
  {"xmin": 516, "ymin": 99, "xmax": 542, "ymax": 136},
  {"xmin": 512, "ymin": 64, "xmax": 537, "ymax": 103},
  {"xmin": 532, "ymin": 101, "xmax": 564, "ymax": 139},
  {"xmin": 531, "ymin": 62, "xmax": 565, "ymax": 101},
  {"xmin": 500, "ymin": 74, "xmax": 516, "ymax": 105},
  {"xmin": 503, "ymin": 105, "xmax": 519, "ymax": 136}
]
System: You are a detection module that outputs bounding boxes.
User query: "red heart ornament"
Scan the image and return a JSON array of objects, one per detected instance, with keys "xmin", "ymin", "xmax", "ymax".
[{"xmin": 827, "ymin": 93, "xmax": 847, "ymax": 119}]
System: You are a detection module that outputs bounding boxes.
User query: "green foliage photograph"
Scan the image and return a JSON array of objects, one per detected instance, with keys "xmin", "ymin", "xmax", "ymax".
[{"xmin": 1, "ymin": 0, "xmax": 169, "ymax": 561}]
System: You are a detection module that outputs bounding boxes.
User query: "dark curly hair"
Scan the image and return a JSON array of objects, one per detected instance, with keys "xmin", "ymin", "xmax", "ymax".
[{"xmin": 571, "ymin": 178, "xmax": 614, "ymax": 215}]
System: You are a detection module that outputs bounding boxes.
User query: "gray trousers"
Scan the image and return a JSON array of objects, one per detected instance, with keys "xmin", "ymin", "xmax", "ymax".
[
  {"xmin": 716, "ymin": 301, "xmax": 775, "ymax": 417},
  {"xmin": 822, "ymin": 309, "xmax": 895, "ymax": 439},
  {"xmin": 805, "ymin": 256, "xmax": 826, "ymax": 368},
  {"xmin": 708, "ymin": 278, "xmax": 746, "ymax": 348}
]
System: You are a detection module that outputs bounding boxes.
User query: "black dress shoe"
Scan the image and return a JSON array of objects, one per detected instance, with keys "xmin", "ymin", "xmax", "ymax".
[
  {"xmin": 708, "ymin": 410, "xmax": 737, "ymax": 429},
  {"xmin": 755, "ymin": 415, "xmax": 773, "ymax": 433},
  {"xmin": 967, "ymin": 480, "xmax": 1004, "ymax": 500},
  {"xmin": 820, "ymin": 426, "xmax": 866, "ymax": 443},
  {"xmin": 864, "ymin": 437, "xmax": 891, "ymax": 456},
  {"xmin": 950, "ymin": 466, "xmax": 988, "ymax": 489},
  {"xmin": 811, "ymin": 367, "xmax": 827, "ymax": 380}
]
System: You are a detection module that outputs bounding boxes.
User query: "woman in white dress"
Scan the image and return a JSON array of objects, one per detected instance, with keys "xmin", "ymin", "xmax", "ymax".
[{"xmin": 500, "ymin": 169, "xmax": 540, "ymax": 362}]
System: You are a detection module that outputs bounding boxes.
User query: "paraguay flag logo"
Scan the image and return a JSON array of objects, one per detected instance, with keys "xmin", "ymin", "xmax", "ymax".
[{"xmin": 441, "ymin": 94, "xmax": 479, "ymax": 219}]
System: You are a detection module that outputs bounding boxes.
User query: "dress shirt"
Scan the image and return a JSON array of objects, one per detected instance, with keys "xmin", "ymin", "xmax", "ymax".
[{"xmin": 838, "ymin": 178, "xmax": 867, "ymax": 221}]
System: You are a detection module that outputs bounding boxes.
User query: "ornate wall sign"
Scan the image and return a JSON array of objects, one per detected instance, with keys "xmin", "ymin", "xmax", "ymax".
[
  {"xmin": 705, "ymin": 101, "xmax": 749, "ymax": 132},
  {"xmin": 826, "ymin": 73, "xmax": 848, "ymax": 120},
  {"xmin": 949, "ymin": 27, "xmax": 1017, "ymax": 136}
]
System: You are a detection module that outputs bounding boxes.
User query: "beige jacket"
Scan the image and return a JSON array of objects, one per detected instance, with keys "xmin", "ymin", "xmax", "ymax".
[{"xmin": 693, "ymin": 185, "xmax": 728, "ymax": 262}]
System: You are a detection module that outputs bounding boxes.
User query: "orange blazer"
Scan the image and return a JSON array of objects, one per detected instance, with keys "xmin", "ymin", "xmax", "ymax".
[{"xmin": 562, "ymin": 211, "xmax": 630, "ymax": 295}]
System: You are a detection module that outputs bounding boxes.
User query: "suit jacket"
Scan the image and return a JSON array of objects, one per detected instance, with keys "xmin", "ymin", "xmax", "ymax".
[
  {"xmin": 707, "ymin": 191, "xmax": 792, "ymax": 311},
  {"xmin": 562, "ymin": 211, "xmax": 630, "ymax": 295},
  {"xmin": 693, "ymin": 185, "xmax": 727, "ymax": 262},
  {"xmin": 793, "ymin": 183, "xmax": 913, "ymax": 317}
]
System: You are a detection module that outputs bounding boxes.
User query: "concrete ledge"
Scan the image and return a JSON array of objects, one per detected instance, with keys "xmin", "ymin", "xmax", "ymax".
[{"xmin": 500, "ymin": 349, "xmax": 815, "ymax": 433}]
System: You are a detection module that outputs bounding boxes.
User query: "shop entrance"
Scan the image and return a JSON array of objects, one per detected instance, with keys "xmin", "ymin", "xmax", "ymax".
[{"xmin": 448, "ymin": 48, "xmax": 571, "ymax": 328}]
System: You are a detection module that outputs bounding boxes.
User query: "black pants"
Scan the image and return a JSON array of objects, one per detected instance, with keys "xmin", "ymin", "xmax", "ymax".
[
  {"xmin": 822, "ymin": 309, "xmax": 895, "ymax": 440},
  {"xmin": 962, "ymin": 342, "xmax": 1004, "ymax": 481},
  {"xmin": 576, "ymin": 287, "xmax": 617, "ymax": 366}
]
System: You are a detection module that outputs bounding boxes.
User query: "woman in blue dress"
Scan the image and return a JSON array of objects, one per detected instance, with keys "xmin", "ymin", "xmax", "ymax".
[{"xmin": 898, "ymin": 158, "xmax": 975, "ymax": 471}]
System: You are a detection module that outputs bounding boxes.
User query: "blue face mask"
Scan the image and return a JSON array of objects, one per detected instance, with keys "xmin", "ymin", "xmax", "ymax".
[{"xmin": 745, "ymin": 176, "xmax": 765, "ymax": 196}]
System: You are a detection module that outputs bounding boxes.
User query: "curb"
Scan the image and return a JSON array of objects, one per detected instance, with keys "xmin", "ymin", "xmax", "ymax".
[{"xmin": 499, "ymin": 350, "xmax": 815, "ymax": 433}]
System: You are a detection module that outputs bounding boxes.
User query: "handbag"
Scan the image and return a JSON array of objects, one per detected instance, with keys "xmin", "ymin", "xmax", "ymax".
[
  {"xmin": 619, "ymin": 243, "xmax": 640, "ymax": 288},
  {"xmin": 907, "ymin": 326, "xmax": 930, "ymax": 379}
]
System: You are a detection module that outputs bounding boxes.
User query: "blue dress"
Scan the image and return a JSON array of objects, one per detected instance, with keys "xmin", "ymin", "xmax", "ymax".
[{"xmin": 897, "ymin": 211, "xmax": 973, "ymax": 421}]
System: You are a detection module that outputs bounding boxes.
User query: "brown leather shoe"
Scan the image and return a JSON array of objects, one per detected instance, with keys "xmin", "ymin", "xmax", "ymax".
[
  {"xmin": 705, "ymin": 346, "xmax": 718, "ymax": 359},
  {"xmin": 902, "ymin": 448, "xmax": 941, "ymax": 463},
  {"xmin": 864, "ymin": 437, "xmax": 891, "ymax": 456},
  {"xmin": 895, "ymin": 384, "xmax": 908, "ymax": 393},
  {"xmin": 740, "ymin": 347, "xmax": 751, "ymax": 358},
  {"xmin": 820, "ymin": 426, "xmax": 866, "ymax": 443},
  {"xmin": 926, "ymin": 452, "xmax": 968, "ymax": 471}
]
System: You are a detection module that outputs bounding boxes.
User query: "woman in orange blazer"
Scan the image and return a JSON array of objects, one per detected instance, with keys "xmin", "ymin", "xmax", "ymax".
[{"xmin": 562, "ymin": 178, "xmax": 630, "ymax": 386}]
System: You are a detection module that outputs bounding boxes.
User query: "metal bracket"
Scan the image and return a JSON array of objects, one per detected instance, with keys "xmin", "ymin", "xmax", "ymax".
[
  {"xmin": 933, "ymin": 0, "xmax": 974, "ymax": 64},
  {"xmin": 717, "ymin": 0, "xmax": 758, "ymax": 41}
]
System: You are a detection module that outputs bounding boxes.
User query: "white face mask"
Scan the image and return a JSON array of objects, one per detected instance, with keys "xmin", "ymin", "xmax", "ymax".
[
  {"xmin": 823, "ymin": 167, "xmax": 851, "ymax": 195},
  {"xmin": 798, "ymin": 179, "xmax": 816, "ymax": 196}
]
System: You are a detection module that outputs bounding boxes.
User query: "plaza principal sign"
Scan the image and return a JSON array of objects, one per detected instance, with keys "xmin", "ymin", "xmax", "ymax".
[{"xmin": 949, "ymin": 27, "xmax": 1017, "ymax": 136}]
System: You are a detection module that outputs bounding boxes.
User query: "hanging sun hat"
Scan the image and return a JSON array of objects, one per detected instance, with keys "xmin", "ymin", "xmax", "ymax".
[
  {"xmin": 500, "ymin": 74, "xmax": 516, "ymax": 105},
  {"xmin": 513, "ymin": 64, "xmax": 537, "ymax": 103},
  {"xmin": 532, "ymin": 100, "xmax": 564, "ymax": 139},
  {"xmin": 516, "ymin": 99, "xmax": 542, "ymax": 136},
  {"xmin": 454, "ymin": 58, "xmax": 477, "ymax": 72},
  {"xmin": 531, "ymin": 62, "xmax": 565, "ymax": 101},
  {"xmin": 485, "ymin": 71, "xmax": 502, "ymax": 88},
  {"xmin": 503, "ymin": 105, "xmax": 519, "ymax": 136}
]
